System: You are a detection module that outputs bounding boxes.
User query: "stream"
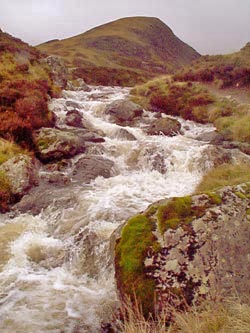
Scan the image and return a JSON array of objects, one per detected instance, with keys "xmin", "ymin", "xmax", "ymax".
[{"xmin": 0, "ymin": 85, "xmax": 215, "ymax": 332}]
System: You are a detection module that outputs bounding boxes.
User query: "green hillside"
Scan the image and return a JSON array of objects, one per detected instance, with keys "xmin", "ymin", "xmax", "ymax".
[{"xmin": 37, "ymin": 16, "xmax": 200, "ymax": 86}]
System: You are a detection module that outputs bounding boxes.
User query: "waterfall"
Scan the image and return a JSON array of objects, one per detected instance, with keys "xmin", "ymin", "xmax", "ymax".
[{"xmin": 0, "ymin": 85, "xmax": 215, "ymax": 332}]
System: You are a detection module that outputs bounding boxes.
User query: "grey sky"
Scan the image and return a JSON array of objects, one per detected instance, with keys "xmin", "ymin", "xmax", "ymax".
[{"xmin": 1, "ymin": 0, "xmax": 249, "ymax": 54}]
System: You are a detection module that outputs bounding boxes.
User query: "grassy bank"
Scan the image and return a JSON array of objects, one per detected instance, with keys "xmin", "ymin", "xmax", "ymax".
[{"xmin": 130, "ymin": 77, "xmax": 250, "ymax": 143}]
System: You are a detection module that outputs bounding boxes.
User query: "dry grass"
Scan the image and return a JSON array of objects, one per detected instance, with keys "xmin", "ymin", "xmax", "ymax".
[
  {"xmin": 196, "ymin": 163, "xmax": 250, "ymax": 193},
  {"xmin": 115, "ymin": 297, "xmax": 250, "ymax": 333},
  {"xmin": 0, "ymin": 139, "xmax": 29, "ymax": 165}
]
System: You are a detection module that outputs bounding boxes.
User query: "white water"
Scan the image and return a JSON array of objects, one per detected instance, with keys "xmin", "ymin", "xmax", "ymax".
[{"xmin": 0, "ymin": 86, "xmax": 215, "ymax": 332}]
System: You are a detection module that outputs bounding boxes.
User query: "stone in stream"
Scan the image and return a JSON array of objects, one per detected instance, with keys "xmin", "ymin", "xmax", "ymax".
[
  {"xmin": 105, "ymin": 99, "xmax": 143, "ymax": 125},
  {"xmin": 66, "ymin": 78, "xmax": 91, "ymax": 92},
  {"xmin": 0, "ymin": 154, "xmax": 40, "ymax": 198},
  {"xmin": 65, "ymin": 110, "xmax": 84, "ymax": 128},
  {"xmin": 146, "ymin": 117, "xmax": 181, "ymax": 136},
  {"xmin": 114, "ymin": 183, "xmax": 250, "ymax": 316},
  {"xmin": 32, "ymin": 128, "xmax": 104, "ymax": 162}
]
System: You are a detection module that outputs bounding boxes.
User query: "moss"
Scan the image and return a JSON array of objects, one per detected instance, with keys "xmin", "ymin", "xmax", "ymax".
[
  {"xmin": 205, "ymin": 192, "xmax": 222, "ymax": 205},
  {"xmin": 234, "ymin": 191, "xmax": 247, "ymax": 199},
  {"xmin": 157, "ymin": 196, "xmax": 193, "ymax": 234},
  {"xmin": 115, "ymin": 214, "xmax": 160, "ymax": 316}
]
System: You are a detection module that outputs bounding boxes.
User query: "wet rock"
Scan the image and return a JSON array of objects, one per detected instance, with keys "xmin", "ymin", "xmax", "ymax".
[
  {"xmin": 66, "ymin": 78, "xmax": 91, "ymax": 92},
  {"xmin": 196, "ymin": 131, "xmax": 225, "ymax": 144},
  {"xmin": 146, "ymin": 117, "xmax": 181, "ymax": 136},
  {"xmin": 32, "ymin": 128, "xmax": 86, "ymax": 162},
  {"xmin": 65, "ymin": 100, "xmax": 82, "ymax": 110},
  {"xmin": 200, "ymin": 146, "xmax": 232, "ymax": 170},
  {"xmin": 33, "ymin": 127, "xmax": 105, "ymax": 162},
  {"xmin": 13, "ymin": 184, "xmax": 78, "ymax": 215},
  {"xmin": 65, "ymin": 110, "xmax": 84, "ymax": 128},
  {"xmin": 43, "ymin": 56, "xmax": 68, "ymax": 88},
  {"xmin": 72, "ymin": 155, "xmax": 115, "ymax": 183},
  {"xmin": 0, "ymin": 154, "xmax": 40, "ymax": 197},
  {"xmin": 105, "ymin": 99, "xmax": 143, "ymax": 125},
  {"xmin": 115, "ymin": 183, "xmax": 250, "ymax": 315},
  {"xmin": 114, "ymin": 128, "xmax": 136, "ymax": 141}
]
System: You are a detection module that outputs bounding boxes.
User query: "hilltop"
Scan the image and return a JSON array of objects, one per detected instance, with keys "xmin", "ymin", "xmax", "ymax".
[{"xmin": 37, "ymin": 16, "xmax": 200, "ymax": 86}]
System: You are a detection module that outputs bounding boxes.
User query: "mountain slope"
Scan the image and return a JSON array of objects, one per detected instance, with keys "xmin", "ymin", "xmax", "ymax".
[
  {"xmin": 174, "ymin": 42, "xmax": 250, "ymax": 88},
  {"xmin": 37, "ymin": 16, "xmax": 200, "ymax": 85}
]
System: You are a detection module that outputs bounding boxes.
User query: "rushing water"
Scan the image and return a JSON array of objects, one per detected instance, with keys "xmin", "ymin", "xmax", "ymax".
[{"xmin": 0, "ymin": 86, "xmax": 215, "ymax": 332}]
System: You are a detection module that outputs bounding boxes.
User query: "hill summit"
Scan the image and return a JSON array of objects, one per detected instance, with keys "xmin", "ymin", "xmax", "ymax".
[{"xmin": 37, "ymin": 16, "xmax": 200, "ymax": 85}]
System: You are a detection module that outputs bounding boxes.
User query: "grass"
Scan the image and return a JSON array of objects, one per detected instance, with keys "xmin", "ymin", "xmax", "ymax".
[
  {"xmin": 130, "ymin": 77, "xmax": 250, "ymax": 144},
  {"xmin": 115, "ymin": 297, "xmax": 250, "ymax": 333},
  {"xmin": 174, "ymin": 42, "xmax": 250, "ymax": 89},
  {"xmin": 196, "ymin": 163, "xmax": 250, "ymax": 193},
  {"xmin": 0, "ymin": 139, "xmax": 28, "ymax": 165}
]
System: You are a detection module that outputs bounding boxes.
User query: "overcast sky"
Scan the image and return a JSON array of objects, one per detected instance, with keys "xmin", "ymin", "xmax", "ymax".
[{"xmin": 1, "ymin": 0, "xmax": 249, "ymax": 55}]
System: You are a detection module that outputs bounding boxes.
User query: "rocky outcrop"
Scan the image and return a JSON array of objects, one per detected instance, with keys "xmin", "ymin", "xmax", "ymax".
[
  {"xmin": 43, "ymin": 56, "xmax": 68, "ymax": 88},
  {"xmin": 105, "ymin": 99, "xmax": 143, "ymax": 125},
  {"xmin": 32, "ymin": 128, "xmax": 104, "ymax": 162},
  {"xmin": 0, "ymin": 154, "xmax": 39, "ymax": 198},
  {"xmin": 66, "ymin": 78, "xmax": 91, "ymax": 92},
  {"xmin": 146, "ymin": 117, "xmax": 181, "ymax": 136},
  {"xmin": 115, "ymin": 184, "xmax": 250, "ymax": 315}
]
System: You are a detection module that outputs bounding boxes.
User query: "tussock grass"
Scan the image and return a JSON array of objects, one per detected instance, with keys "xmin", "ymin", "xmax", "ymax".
[
  {"xmin": 0, "ymin": 139, "xmax": 28, "ymax": 165},
  {"xmin": 116, "ymin": 297, "xmax": 250, "ymax": 333},
  {"xmin": 196, "ymin": 163, "xmax": 250, "ymax": 193}
]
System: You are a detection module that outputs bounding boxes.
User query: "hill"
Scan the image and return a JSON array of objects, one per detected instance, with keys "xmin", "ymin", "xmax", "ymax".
[
  {"xmin": 37, "ymin": 16, "xmax": 200, "ymax": 86},
  {"xmin": 174, "ymin": 42, "xmax": 250, "ymax": 88}
]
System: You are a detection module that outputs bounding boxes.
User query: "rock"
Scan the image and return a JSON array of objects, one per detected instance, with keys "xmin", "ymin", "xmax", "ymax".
[
  {"xmin": 43, "ymin": 56, "xmax": 68, "ymax": 88},
  {"xmin": 0, "ymin": 154, "xmax": 40, "ymax": 197},
  {"xmin": 146, "ymin": 117, "xmax": 181, "ymax": 136},
  {"xmin": 66, "ymin": 79, "xmax": 91, "ymax": 92},
  {"xmin": 32, "ymin": 128, "xmax": 86, "ymax": 162},
  {"xmin": 105, "ymin": 99, "xmax": 143, "ymax": 125},
  {"xmin": 72, "ymin": 155, "xmax": 115, "ymax": 183},
  {"xmin": 115, "ymin": 184, "xmax": 250, "ymax": 315},
  {"xmin": 198, "ymin": 146, "xmax": 232, "ymax": 171},
  {"xmin": 196, "ymin": 131, "xmax": 225, "ymax": 144},
  {"xmin": 65, "ymin": 110, "xmax": 84, "ymax": 128},
  {"xmin": 13, "ymin": 184, "xmax": 78, "ymax": 215},
  {"xmin": 65, "ymin": 100, "xmax": 81, "ymax": 110},
  {"xmin": 114, "ymin": 128, "xmax": 137, "ymax": 141}
]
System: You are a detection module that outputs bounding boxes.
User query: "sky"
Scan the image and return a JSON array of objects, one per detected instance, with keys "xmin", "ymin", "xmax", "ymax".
[{"xmin": 0, "ymin": 0, "xmax": 249, "ymax": 55}]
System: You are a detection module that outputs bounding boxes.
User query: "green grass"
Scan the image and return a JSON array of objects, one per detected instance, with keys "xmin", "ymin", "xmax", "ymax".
[{"xmin": 196, "ymin": 163, "xmax": 250, "ymax": 193}]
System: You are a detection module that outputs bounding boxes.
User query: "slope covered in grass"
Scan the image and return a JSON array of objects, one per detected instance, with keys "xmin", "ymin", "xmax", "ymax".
[
  {"xmin": 174, "ymin": 42, "xmax": 250, "ymax": 88},
  {"xmin": 37, "ymin": 16, "xmax": 200, "ymax": 86}
]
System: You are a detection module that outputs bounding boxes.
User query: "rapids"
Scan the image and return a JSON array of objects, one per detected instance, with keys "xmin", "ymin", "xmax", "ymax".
[{"xmin": 0, "ymin": 85, "xmax": 215, "ymax": 332}]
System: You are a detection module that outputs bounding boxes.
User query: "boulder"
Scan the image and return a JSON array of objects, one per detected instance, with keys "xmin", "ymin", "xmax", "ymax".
[
  {"xmin": 105, "ymin": 99, "xmax": 143, "ymax": 125},
  {"xmin": 66, "ymin": 78, "xmax": 91, "ymax": 92},
  {"xmin": 0, "ymin": 154, "xmax": 39, "ymax": 197},
  {"xmin": 72, "ymin": 155, "xmax": 115, "ymax": 183},
  {"xmin": 43, "ymin": 56, "xmax": 68, "ymax": 89},
  {"xmin": 65, "ymin": 110, "xmax": 84, "ymax": 128},
  {"xmin": 114, "ymin": 128, "xmax": 137, "ymax": 141},
  {"xmin": 196, "ymin": 131, "xmax": 225, "ymax": 144},
  {"xmin": 115, "ymin": 184, "xmax": 250, "ymax": 315},
  {"xmin": 33, "ymin": 128, "xmax": 105, "ymax": 162},
  {"xmin": 146, "ymin": 117, "xmax": 181, "ymax": 136}
]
